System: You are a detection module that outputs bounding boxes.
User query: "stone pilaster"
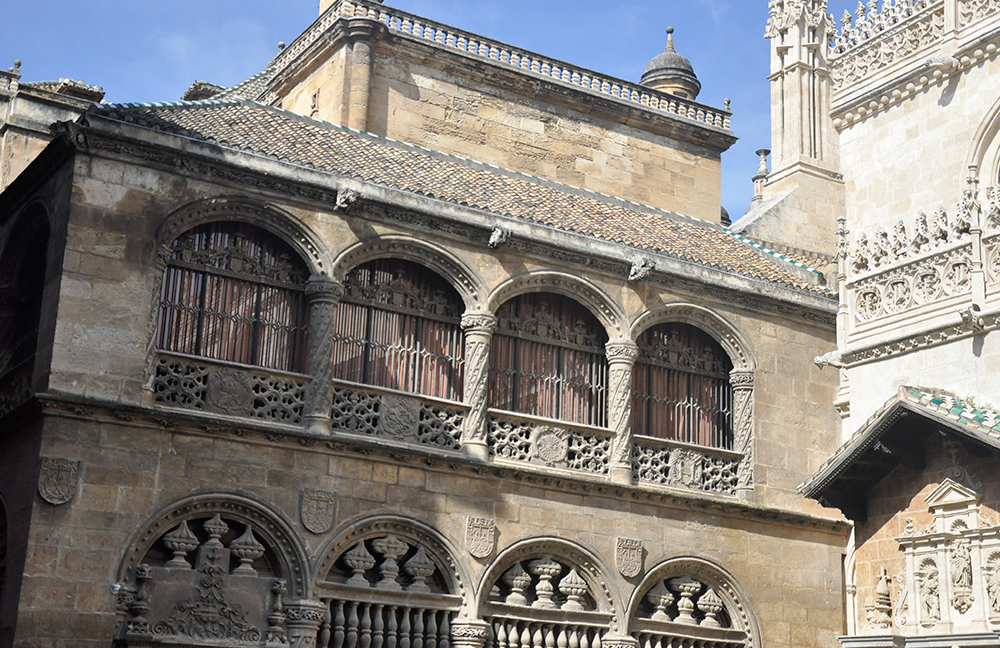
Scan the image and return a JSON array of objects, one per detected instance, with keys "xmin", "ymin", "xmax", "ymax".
[
  {"xmin": 303, "ymin": 276, "xmax": 344, "ymax": 436},
  {"xmin": 606, "ymin": 340, "xmax": 639, "ymax": 486},
  {"xmin": 346, "ymin": 18, "xmax": 377, "ymax": 132},
  {"xmin": 730, "ymin": 369, "xmax": 755, "ymax": 500},
  {"xmin": 285, "ymin": 600, "xmax": 328, "ymax": 648},
  {"xmin": 460, "ymin": 312, "xmax": 497, "ymax": 461},
  {"xmin": 450, "ymin": 620, "xmax": 490, "ymax": 648}
]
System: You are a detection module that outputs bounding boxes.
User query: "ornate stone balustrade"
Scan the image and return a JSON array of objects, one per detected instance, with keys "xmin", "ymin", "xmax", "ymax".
[
  {"xmin": 0, "ymin": 356, "xmax": 33, "ymax": 419},
  {"xmin": 488, "ymin": 411, "xmax": 613, "ymax": 477},
  {"xmin": 331, "ymin": 380, "xmax": 466, "ymax": 451},
  {"xmin": 632, "ymin": 437, "xmax": 741, "ymax": 497},
  {"xmin": 265, "ymin": 0, "xmax": 731, "ymax": 131},
  {"xmin": 960, "ymin": 0, "xmax": 1000, "ymax": 26},
  {"xmin": 152, "ymin": 352, "xmax": 308, "ymax": 426},
  {"xmin": 829, "ymin": 0, "xmax": 943, "ymax": 91}
]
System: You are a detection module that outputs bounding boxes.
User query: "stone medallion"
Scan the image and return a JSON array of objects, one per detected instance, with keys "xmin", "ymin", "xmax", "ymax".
[
  {"xmin": 38, "ymin": 457, "xmax": 81, "ymax": 505},
  {"xmin": 380, "ymin": 395, "xmax": 421, "ymax": 441},
  {"xmin": 300, "ymin": 489, "xmax": 337, "ymax": 534},
  {"xmin": 529, "ymin": 426, "xmax": 570, "ymax": 467},
  {"xmin": 882, "ymin": 279, "xmax": 911, "ymax": 314},
  {"xmin": 855, "ymin": 288, "xmax": 882, "ymax": 322}
]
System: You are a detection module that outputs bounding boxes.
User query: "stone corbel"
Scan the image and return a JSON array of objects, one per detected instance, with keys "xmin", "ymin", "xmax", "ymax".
[
  {"xmin": 628, "ymin": 257, "xmax": 654, "ymax": 282},
  {"xmin": 959, "ymin": 304, "xmax": 986, "ymax": 333},
  {"xmin": 336, "ymin": 188, "xmax": 360, "ymax": 212}
]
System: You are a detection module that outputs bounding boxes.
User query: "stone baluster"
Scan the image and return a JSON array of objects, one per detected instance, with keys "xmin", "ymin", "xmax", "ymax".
[
  {"xmin": 287, "ymin": 600, "xmax": 329, "ymax": 648},
  {"xmin": 304, "ymin": 276, "xmax": 344, "ymax": 436},
  {"xmin": 606, "ymin": 341, "xmax": 639, "ymax": 485},
  {"xmin": 460, "ymin": 312, "xmax": 497, "ymax": 461},
  {"xmin": 730, "ymin": 369, "xmax": 755, "ymax": 500}
]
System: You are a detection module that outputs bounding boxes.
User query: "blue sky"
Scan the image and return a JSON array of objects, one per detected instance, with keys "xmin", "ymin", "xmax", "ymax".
[{"xmin": 3, "ymin": 0, "xmax": 859, "ymax": 221}]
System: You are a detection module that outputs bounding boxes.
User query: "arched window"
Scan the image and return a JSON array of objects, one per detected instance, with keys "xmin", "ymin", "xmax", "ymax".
[
  {"xmin": 632, "ymin": 322, "xmax": 733, "ymax": 449},
  {"xmin": 156, "ymin": 222, "xmax": 310, "ymax": 373},
  {"xmin": 331, "ymin": 259, "xmax": 465, "ymax": 401},
  {"xmin": 0, "ymin": 215, "xmax": 48, "ymax": 378},
  {"xmin": 489, "ymin": 293, "xmax": 608, "ymax": 426}
]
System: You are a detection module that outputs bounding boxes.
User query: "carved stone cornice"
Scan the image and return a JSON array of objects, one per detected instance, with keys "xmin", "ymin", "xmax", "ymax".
[{"xmin": 35, "ymin": 392, "xmax": 849, "ymax": 535}]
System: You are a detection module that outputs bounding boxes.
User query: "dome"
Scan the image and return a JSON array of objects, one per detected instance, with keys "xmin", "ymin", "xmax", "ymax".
[{"xmin": 640, "ymin": 27, "xmax": 701, "ymax": 100}]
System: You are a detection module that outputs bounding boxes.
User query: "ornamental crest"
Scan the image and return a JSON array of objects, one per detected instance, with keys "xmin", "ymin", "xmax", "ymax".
[
  {"xmin": 466, "ymin": 517, "xmax": 497, "ymax": 558},
  {"xmin": 380, "ymin": 395, "xmax": 421, "ymax": 441},
  {"xmin": 300, "ymin": 489, "xmax": 337, "ymax": 534},
  {"xmin": 38, "ymin": 457, "xmax": 81, "ymax": 505},
  {"xmin": 616, "ymin": 537, "xmax": 643, "ymax": 578},
  {"xmin": 529, "ymin": 426, "xmax": 570, "ymax": 468},
  {"xmin": 207, "ymin": 368, "xmax": 253, "ymax": 416}
]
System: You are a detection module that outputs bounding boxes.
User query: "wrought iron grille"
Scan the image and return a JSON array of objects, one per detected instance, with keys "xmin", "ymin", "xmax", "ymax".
[
  {"xmin": 489, "ymin": 293, "xmax": 608, "ymax": 427},
  {"xmin": 632, "ymin": 323, "xmax": 733, "ymax": 449},
  {"xmin": 331, "ymin": 259, "xmax": 465, "ymax": 401},
  {"xmin": 156, "ymin": 223, "xmax": 310, "ymax": 373}
]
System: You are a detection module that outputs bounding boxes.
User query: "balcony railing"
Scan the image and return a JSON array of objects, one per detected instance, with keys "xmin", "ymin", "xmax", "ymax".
[
  {"xmin": 330, "ymin": 379, "xmax": 466, "ymax": 451},
  {"xmin": 152, "ymin": 351, "xmax": 309, "ymax": 426},
  {"xmin": 487, "ymin": 410, "xmax": 613, "ymax": 477},
  {"xmin": 632, "ymin": 435, "xmax": 741, "ymax": 496},
  {"xmin": 264, "ymin": 0, "xmax": 732, "ymax": 131}
]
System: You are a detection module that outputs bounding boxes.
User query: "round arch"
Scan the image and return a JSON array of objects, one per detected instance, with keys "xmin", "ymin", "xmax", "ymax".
[
  {"xmin": 627, "ymin": 555, "xmax": 762, "ymax": 648},
  {"xmin": 630, "ymin": 303, "xmax": 756, "ymax": 372},
  {"xmin": 116, "ymin": 492, "xmax": 312, "ymax": 599},
  {"xmin": 488, "ymin": 272, "xmax": 628, "ymax": 342},
  {"xmin": 313, "ymin": 513, "xmax": 474, "ymax": 616},
  {"xmin": 157, "ymin": 196, "xmax": 331, "ymax": 277},
  {"xmin": 332, "ymin": 236, "xmax": 487, "ymax": 312},
  {"xmin": 477, "ymin": 535, "xmax": 626, "ymax": 632}
]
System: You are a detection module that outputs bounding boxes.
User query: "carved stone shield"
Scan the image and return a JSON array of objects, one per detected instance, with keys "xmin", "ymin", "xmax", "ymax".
[
  {"xmin": 616, "ymin": 537, "xmax": 643, "ymax": 578},
  {"xmin": 38, "ymin": 457, "xmax": 81, "ymax": 505},
  {"xmin": 207, "ymin": 367, "xmax": 253, "ymax": 415},
  {"xmin": 300, "ymin": 489, "xmax": 336, "ymax": 534},
  {"xmin": 466, "ymin": 517, "xmax": 496, "ymax": 558}
]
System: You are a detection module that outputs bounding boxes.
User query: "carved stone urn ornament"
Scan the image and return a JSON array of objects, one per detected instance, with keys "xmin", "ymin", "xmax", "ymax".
[{"xmin": 38, "ymin": 457, "xmax": 81, "ymax": 505}]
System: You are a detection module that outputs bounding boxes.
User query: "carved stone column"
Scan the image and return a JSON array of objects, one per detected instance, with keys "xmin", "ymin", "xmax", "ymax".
[
  {"xmin": 730, "ymin": 369, "xmax": 755, "ymax": 500},
  {"xmin": 606, "ymin": 341, "xmax": 639, "ymax": 485},
  {"xmin": 285, "ymin": 600, "xmax": 328, "ymax": 648},
  {"xmin": 303, "ymin": 276, "xmax": 344, "ymax": 436},
  {"xmin": 450, "ymin": 619, "xmax": 490, "ymax": 648},
  {"xmin": 460, "ymin": 312, "xmax": 497, "ymax": 462}
]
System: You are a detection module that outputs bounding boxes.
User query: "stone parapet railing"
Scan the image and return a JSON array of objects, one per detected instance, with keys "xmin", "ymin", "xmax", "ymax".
[
  {"xmin": 0, "ymin": 62, "xmax": 20, "ymax": 94},
  {"xmin": 961, "ymin": 0, "xmax": 1000, "ymax": 25},
  {"xmin": 488, "ymin": 410, "xmax": 613, "ymax": 476},
  {"xmin": 265, "ymin": 0, "xmax": 732, "ymax": 131},
  {"xmin": 631, "ymin": 435, "xmax": 741, "ymax": 496},
  {"xmin": 829, "ymin": 0, "xmax": 944, "ymax": 91},
  {"xmin": 0, "ymin": 356, "xmax": 33, "ymax": 419},
  {"xmin": 152, "ymin": 351, "xmax": 309, "ymax": 426},
  {"xmin": 330, "ymin": 379, "xmax": 466, "ymax": 451}
]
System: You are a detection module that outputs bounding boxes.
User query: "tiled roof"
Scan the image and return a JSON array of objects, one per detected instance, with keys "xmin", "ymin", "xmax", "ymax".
[
  {"xmin": 799, "ymin": 386, "xmax": 1000, "ymax": 497},
  {"xmin": 212, "ymin": 67, "xmax": 281, "ymax": 101},
  {"xmin": 90, "ymin": 99, "xmax": 832, "ymax": 296},
  {"xmin": 23, "ymin": 78, "xmax": 104, "ymax": 101}
]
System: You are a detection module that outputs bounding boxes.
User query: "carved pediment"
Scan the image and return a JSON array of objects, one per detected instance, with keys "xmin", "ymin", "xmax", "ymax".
[{"xmin": 924, "ymin": 478, "xmax": 981, "ymax": 511}]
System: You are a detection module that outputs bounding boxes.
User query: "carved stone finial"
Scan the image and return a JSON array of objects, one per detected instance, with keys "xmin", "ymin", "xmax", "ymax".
[
  {"xmin": 669, "ymin": 576, "xmax": 702, "ymax": 625},
  {"xmin": 697, "ymin": 588, "xmax": 725, "ymax": 628},
  {"xmin": 278, "ymin": 41, "xmax": 286, "ymax": 51},
  {"xmin": 528, "ymin": 557, "xmax": 562, "ymax": 609},
  {"xmin": 558, "ymin": 568, "xmax": 589, "ymax": 611},
  {"xmin": 488, "ymin": 226, "xmax": 511, "ymax": 249},
  {"xmin": 229, "ymin": 525, "xmax": 266, "ymax": 575},
  {"xmin": 344, "ymin": 541, "xmax": 376, "ymax": 587},
  {"xmin": 502, "ymin": 562, "xmax": 531, "ymax": 606},
  {"xmin": 203, "ymin": 514, "xmax": 229, "ymax": 548},
  {"xmin": 646, "ymin": 580, "xmax": 674, "ymax": 621},
  {"xmin": 371, "ymin": 534, "xmax": 409, "ymax": 591},
  {"xmin": 403, "ymin": 547, "xmax": 436, "ymax": 593},
  {"xmin": 163, "ymin": 521, "xmax": 199, "ymax": 568},
  {"xmin": 754, "ymin": 148, "xmax": 770, "ymax": 177}
]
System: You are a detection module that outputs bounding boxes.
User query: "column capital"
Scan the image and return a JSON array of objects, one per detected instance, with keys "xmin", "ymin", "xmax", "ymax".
[
  {"xmin": 729, "ymin": 369, "xmax": 755, "ymax": 389},
  {"xmin": 605, "ymin": 340, "xmax": 639, "ymax": 363},
  {"xmin": 305, "ymin": 276, "xmax": 345, "ymax": 303},
  {"xmin": 450, "ymin": 620, "xmax": 491, "ymax": 647},
  {"xmin": 461, "ymin": 311, "xmax": 497, "ymax": 333}
]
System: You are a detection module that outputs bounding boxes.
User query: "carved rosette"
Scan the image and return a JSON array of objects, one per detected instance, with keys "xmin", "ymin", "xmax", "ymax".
[
  {"xmin": 303, "ymin": 276, "xmax": 345, "ymax": 434},
  {"xmin": 729, "ymin": 370, "xmax": 754, "ymax": 491},
  {"xmin": 606, "ymin": 341, "xmax": 639, "ymax": 483},
  {"xmin": 460, "ymin": 312, "xmax": 497, "ymax": 454}
]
